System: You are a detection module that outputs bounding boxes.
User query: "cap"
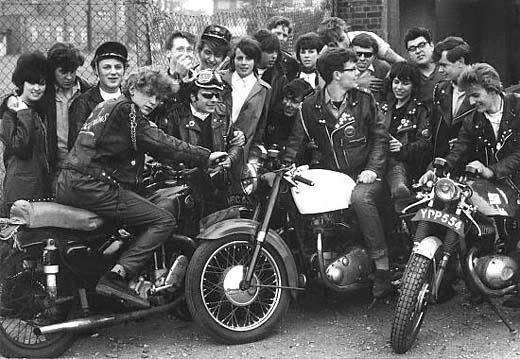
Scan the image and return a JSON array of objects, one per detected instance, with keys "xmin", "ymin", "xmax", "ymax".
[
  {"xmin": 194, "ymin": 70, "xmax": 224, "ymax": 91},
  {"xmin": 201, "ymin": 25, "xmax": 232, "ymax": 44},
  {"xmin": 91, "ymin": 41, "xmax": 128, "ymax": 68}
]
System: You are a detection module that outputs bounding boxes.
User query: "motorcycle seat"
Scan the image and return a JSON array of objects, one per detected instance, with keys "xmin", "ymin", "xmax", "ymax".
[{"xmin": 9, "ymin": 200, "xmax": 104, "ymax": 231}]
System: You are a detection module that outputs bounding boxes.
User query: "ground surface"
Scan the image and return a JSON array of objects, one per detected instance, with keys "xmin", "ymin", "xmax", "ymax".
[{"xmin": 53, "ymin": 283, "xmax": 520, "ymax": 359}]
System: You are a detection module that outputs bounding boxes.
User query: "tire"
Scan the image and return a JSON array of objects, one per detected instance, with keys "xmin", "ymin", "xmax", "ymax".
[
  {"xmin": 391, "ymin": 253, "xmax": 433, "ymax": 354},
  {"xmin": 0, "ymin": 245, "xmax": 77, "ymax": 358},
  {"xmin": 185, "ymin": 235, "xmax": 291, "ymax": 344}
]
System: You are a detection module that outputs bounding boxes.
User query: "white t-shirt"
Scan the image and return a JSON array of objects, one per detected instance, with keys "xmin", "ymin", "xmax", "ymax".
[
  {"xmin": 484, "ymin": 99, "xmax": 504, "ymax": 139},
  {"xmin": 231, "ymin": 71, "xmax": 257, "ymax": 124},
  {"xmin": 100, "ymin": 87, "xmax": 122, "ymax": 101}
]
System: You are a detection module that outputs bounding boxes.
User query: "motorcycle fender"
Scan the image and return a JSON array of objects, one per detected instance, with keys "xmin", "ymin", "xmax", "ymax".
[
  {"xmin": 198, "ymin": 218, "xmax": 300, "ymax": 299},
  {"xmin": 413, "ymin": 236, "xmax": 442, "ymax": 259}
]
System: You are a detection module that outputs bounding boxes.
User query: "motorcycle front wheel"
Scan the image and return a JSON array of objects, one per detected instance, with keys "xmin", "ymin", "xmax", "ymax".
[
  {"xmin": 390, "ymin": 253, "xmax": 433, "ymax": 354},
  {"xmin": 185, "ymin": 235, "xmax": 290, "ymax": 344},
  {"xmin": 0, "ymin": 247, "xmax": 77, "ymax": 358}
]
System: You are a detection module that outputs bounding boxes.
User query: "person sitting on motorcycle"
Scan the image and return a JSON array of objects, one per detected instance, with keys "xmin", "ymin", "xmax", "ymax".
[
  {"xmin": 383, "ymin": 61, "xmax": 432, "ymax": 204},
  {"xmin": 284, "ymin": 47, "xmax": 393, "ymax": 298},
  {"xmin": 56, "ymin": 68, "xmax": 228, "ymax": 308}
]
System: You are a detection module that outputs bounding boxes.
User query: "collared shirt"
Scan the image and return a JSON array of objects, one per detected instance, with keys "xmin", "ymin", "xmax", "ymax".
[
  {"xmin": 190, "ymin": 104, "xmax": 210, "ymax": 121},
  {"xmin": 484, "ymin": 98, "xmax": 504, "ymax": 139},
  {"xmin": 100, "ymin": 87, "xmax": 122, "ymax": 101},
  {"xmin": 55, "ymin": 82, "xmax": 80, "ymax": 163},
  {"xmin": 231, "ymin": 71, "xmax": 257, "ymax": 124},
  {"xmin": 324, "ymin": 87, "xmax": 348, "ymax": 120},
  {"xmin": 299, "ymin": 71, "xmax": 317, "ymax": 89},
  {"xmin": 451, "ymin": 84, "xmax": 466, "ymax": 117},
  {"xmin": 356, "ymin": 64, "xmax": 375, "ymax": 79}
]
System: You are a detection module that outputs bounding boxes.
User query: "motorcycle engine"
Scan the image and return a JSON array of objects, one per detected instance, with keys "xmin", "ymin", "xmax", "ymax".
[
  {"xmin": 474, "ymin": 255, "xmax": 519, "ymax": 289},
  {"xmin": 325, "ymin": 247, "xmax": 372, "ymax": 286}
]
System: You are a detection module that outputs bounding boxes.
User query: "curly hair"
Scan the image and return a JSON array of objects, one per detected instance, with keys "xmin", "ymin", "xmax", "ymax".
[
  {"xmin": 404, "ymin": 27, "xmax": 432, "ymax": 48},
  {"xmin": 387, "ymin": 61, "xmax": 422, "ymax": 98},
  {"xmin": 122, "ymin": 69, "xmax": 176, "ymax": 101},
  {"xmin": 457, "ymin": 63, "xmax": 503, "ymax": 94}
]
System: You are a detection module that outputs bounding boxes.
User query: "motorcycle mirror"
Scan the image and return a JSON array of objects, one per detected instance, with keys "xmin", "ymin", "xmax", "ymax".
[{"xmin": 433, "ymin": 157, "xmax": 447, "ymax": 169}]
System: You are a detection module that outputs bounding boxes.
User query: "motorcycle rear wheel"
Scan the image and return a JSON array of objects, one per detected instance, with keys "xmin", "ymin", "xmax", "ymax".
[
  {"xmin": 391, "ymin": 253, "xmax": 433, "ymax": 354},
  {"xmin": 185, "ymin": 235, "xmax": 290, "ymax": 344},
  {"xmin": 0, "ymin": 248, "xmax": 77, "ymax": 358}
]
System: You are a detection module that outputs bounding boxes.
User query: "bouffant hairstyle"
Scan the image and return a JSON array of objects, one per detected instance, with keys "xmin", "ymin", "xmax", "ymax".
[
  {"xmin": 457, "ymin": 63, "xmax": 503, "ymax": 94},
  {"xmin": 294, "ymin": 32, "xmax": 324, "ymax": 61},
  {"xmin": 317, "ymin": 47, "xmax": 358, "ymax": 84},
  {"xmin": 387, "ymin": 61, "xmax": 422, "ymax": 98},
  {"xmin": 404, "ymin": 27, "xmax": 433, "ymax": 48},
  {"xmin": 122, "ymin": 69, "xmax": 176, "ymax": 101},
  {"xmin": 12, "ymin": 50, "xmax": 48, "ymax": 90},
  {"xmin": 350, "ymin": 33, "xmax": 379, "ymax": 55},
  {"xmin": 229, "ymin": 37, "xmax": 262, "ymax": 72},
  {"xmin": 47, "ymin": 42, "xmax": 84, "ymax": 73},
  {"xmin": 432, "ymin": 36, "xmax": 471, "ymax": 64}
]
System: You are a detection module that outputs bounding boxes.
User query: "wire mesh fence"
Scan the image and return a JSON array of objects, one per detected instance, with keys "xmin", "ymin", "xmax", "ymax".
[{"xmin": 0, "ymin": 0, "xmax": 331, "ymax": 94}]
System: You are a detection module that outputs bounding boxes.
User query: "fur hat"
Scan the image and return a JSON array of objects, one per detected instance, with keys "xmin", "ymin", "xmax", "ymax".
[
  {"xmin": 12, "ymin": 51, "xmax": 48, "ymax": 89},
  {"xmin": 91, "ymin": 41, "xmax": 128, "ymax": 69}
]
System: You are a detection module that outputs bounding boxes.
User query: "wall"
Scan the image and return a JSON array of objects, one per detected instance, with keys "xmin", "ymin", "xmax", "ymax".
[{"xmin": 336, "ymin": 0, "xmax": 387, "ymax": 39}]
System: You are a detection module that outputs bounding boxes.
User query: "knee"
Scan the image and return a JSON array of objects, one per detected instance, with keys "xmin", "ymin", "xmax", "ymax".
[
  {"xmin": 351, "ymin": 184, "xmax": 378, "ymax": 206},
  {"xmin": 155, "ymin": 208, "xmax": 177, "ymax": 234}
]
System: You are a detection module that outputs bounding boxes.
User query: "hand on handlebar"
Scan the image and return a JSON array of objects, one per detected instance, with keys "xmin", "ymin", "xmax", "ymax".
[
  {"xmin": 418, "ymin": 170, "xmax": 436, "ymax": 187},
  {"xmin": 467, "ymin": 160, "xmax": 494, "ymax": 179},
  {"xmin": 357, "ymin": 170, "xmax": 378, "ymax": 184},
  {"xmin": 208, "ymin": 151, "xmax": 229, "ymax": 167}
]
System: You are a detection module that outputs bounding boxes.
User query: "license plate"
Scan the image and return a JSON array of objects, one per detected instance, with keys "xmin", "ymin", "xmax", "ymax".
[{"xmin": 412, "ymin": 208, "xmax": 464, "ymax": 236}]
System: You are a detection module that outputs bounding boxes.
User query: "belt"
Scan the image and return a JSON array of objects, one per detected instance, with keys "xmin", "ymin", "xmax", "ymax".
[{"xmin": 62, "ymin": 165, "xmax": 120, "ymax": 188}]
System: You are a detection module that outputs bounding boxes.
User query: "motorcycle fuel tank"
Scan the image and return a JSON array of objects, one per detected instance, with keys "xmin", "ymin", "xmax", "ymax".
[
  {"xmin": 469, "ymin": 178, "xmax": 519, "ymax": 217},
  {"xmin": 291, "ymin": 168, "xmax": 356, "ymax": 214}
]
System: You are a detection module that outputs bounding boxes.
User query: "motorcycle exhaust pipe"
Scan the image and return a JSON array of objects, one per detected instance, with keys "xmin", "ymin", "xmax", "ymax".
[
  {"xmin": 34, "ymin": 295, "xmax": 185, "ymax": 336},
  {"xmin": 466, "ymin": 248, "xmax": 516, "ymax": 297}
]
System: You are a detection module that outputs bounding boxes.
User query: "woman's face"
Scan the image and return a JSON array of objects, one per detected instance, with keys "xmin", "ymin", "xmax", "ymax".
[
  {"xmin": 97, "ymin": 58, "xmax": 125, "ymax": 93},
  {"xmin": 299, "ymin": 48, "xmax": 318, "ymax": 70},
  {"xmin": 234, "ymin": 48, "xmax": 255, "ymax": 78},
  {"xmin": 20, "ymin": 80, "xmax": 46, "ymax": 103},
  {"xmin": 131, "ymin": 88, "xmax": 159, "ymax": 115},
  {"xmin": 392, "ymin": 77, "xmax": 413, "ymax": 102}
]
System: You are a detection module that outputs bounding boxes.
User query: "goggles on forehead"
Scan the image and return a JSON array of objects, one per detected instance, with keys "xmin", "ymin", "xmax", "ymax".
[{"xmin": 194, "ymin": 70, "xmax": 224, "ymax": 91}]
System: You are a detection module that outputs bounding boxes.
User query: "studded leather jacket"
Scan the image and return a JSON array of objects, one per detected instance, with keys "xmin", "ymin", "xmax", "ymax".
[{"xmin": 446, "ymin": 93, "xmax": 520, "ymax": 190}]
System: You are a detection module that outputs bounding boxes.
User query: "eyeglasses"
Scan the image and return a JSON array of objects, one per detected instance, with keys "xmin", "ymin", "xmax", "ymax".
[
  {"xmin": 356, "ymin": 52, "xmax": 374, "ymax": 59},
  {"xmin": 407, "ymin": 41, "xmax": 429, "ymax": 53},
  {"xmin": 200, "ymin": 92, "xmax": 221, "ymax": 100}
]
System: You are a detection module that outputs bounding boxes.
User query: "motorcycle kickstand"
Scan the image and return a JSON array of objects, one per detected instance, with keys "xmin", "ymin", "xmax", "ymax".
[{"xmin": 485, "ymin": 295, "xmax": 517, "ymax": 334}]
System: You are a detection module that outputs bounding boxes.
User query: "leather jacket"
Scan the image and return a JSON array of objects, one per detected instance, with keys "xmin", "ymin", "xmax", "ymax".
[
  {"xmin": 68, "ymin": 85, "xmax": 104, "ymax": 149},
  {"xmin": 62, "ymin": 97, "xmax": 211, "ymax": 189},
  {"xmin": 286, "ymin": 86, "xmax": 388, "ymax": 178},
  {"xmin": 446, "ymin": 93, "xmax": 520, "ymax": 190}
]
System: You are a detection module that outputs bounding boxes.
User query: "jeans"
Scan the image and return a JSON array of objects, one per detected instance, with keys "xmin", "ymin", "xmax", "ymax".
[
  {"xmin": 350, "ymin": 181, "xmax": 387, "ymax": 259},
  {"xmin": 56, "ymin": 169, "xmax": 176, "ymax": 276}
]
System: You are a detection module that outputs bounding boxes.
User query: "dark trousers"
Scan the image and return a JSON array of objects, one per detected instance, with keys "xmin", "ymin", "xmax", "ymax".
[
  {"xmin": 350, "ymin": 181, "xmax": 387, "ymax": 259},
  {"xmin": 55, "ymin": 169, "xmax": 176, "ymax": 275}
]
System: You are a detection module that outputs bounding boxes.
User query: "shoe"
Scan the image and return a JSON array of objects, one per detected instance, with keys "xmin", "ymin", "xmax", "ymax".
[
  {"xmin": 372, "ymin": 269, "xmax": 396, "ymax": 299},
  {"xmin": 96, "ymin": 272, "xmax": 150, "ymax": 309}
]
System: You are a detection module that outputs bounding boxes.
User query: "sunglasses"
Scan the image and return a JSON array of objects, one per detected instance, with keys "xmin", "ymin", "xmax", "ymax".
[
  {"xmin": 200, "ymin": 92, "xmax": 221, "ymax": 100},
  {"xmin": 356, "ymin": 51, "xmax": 374, "ymax": 58}
]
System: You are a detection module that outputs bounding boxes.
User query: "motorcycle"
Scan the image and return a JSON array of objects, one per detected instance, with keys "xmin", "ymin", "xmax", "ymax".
[
  {"xmin": 185, "ymin": 144, "xmax": 396, "ymax": 344},
  {"xmin": 391, "ymin": 157, "xmax": 520, "ymax": 353},
  {"xmin": 0, "ymin": 162, "xmax": 243, "ymax": 358}
]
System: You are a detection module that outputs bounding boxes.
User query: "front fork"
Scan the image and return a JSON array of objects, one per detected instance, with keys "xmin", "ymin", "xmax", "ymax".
[{"xmin": 241, "ymin": 172, "xmax": 283, "ymax": 289}]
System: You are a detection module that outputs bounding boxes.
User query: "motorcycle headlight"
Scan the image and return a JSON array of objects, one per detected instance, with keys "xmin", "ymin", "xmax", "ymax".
[
  {"xmin": 240, "ymin": 163, "xmax": 258, "ymax": 195},
  {"xmin": 434, "ymin": 178, "xmax": 460, "ymax": 202}
]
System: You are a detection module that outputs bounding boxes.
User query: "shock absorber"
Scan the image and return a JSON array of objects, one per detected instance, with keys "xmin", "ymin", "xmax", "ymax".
[{"xmin": 42, "ymin": 238, "xmax": 59, "ymax": 300}]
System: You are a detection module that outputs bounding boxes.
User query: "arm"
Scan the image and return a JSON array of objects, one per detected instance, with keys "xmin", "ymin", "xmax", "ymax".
[
  {"xmin": 68, "ymin": 96, "xmax": 94, "ymax": 149},
  {"xmin": 399, "ymin": 106, "xmax": 432, "ymax": 162},
  {"xmin": 488, "ymin": 136, "xmax": 520, "ymax": 179},
  {"xmin": 8, "ymin": 109, "xmax": 36, "ymax": 160},
  {"xmin": 364, "ymin": 97, "xmax": 389, "ymax": 177},
  {"xmin": 348, "ymin": 31, "xmax": 405, "ymax": 63},
  {"xmin": 252, "ymin": 87, "xmax": 272, "ymax": 144},
  {"xmin": 282, "ymin": 110, "xmax": 308, "ymax": 163},
  {"xmin": 445, "ymin": 117, "xmax": 473, "ymax": 170}
]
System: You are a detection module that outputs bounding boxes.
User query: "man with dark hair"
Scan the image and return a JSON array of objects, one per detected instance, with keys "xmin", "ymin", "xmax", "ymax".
[
  {"xmin": 164, "ymin": 30, "xmax": 197, "ymax": 81},
  {"xmin": 350, "ymin": 33, "xmax": 390, "ymax": 102},
  {"xmin": 266, "ymin": 15, "xmax": 299, "ymax": 80},
  {"xmin": 317, "ymin": 17, "xmax": 404, "ymax": 64},
  {"xmin": 404, "ymin": 27, "xmax": 444, "ymax": 105},
  {"xmin": 285, "ymin": 48, "xmax": 392, "ymax": 298},
  {"xmin": 430, "ymin": 36, "xmax": 475, "ymax": 160},
  {"xmin": 68, "ymin": 41, "xmax": 128, "ymax": 147},
  {"xmin": 42, "ymin": 42, "xmax": 91, "ymax": 181},
  {"xmin": 294, "ymin": 32, "xmax": 324, "ymax": 89},
  {"xmin": 195, "ymin": 24, "xmax": 232, "ymax": 73}
]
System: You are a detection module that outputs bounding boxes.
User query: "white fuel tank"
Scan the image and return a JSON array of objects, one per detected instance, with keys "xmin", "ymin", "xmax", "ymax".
[{"xmin": 290, "ymin": 167, "xmax": 356, "ymax": 214}]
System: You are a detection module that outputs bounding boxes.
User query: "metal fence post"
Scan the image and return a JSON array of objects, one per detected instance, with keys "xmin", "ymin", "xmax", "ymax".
[{"xmin": 133, "ymin": 0, "xmax": 152, "ymax": 67}]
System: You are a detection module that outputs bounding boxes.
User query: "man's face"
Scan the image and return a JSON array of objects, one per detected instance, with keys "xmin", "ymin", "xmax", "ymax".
[
  {"xmin": 199, "ymin": 44, "xmax": 224, "ymax": 70},
  {"xmin": 352, "ymin": 45, "xmax": 375, "ymax": 73},
  {"xmin": 131, "ymin": 89, "xmax": 158, "ymax": 116},
  {"xmin": 336, "ymin": 60, "xmax": 358, "ymax": 90},
  {"xmin": 168, "ymin": 37, "xmax": 194, "ymax": 57},
  {"xmin": 438, "ymin": 50, "xmax": 465, "ymax": 82},
  {"xmin": 259, "ymin": 50, "xmax": 278, "ymax": 69},
  {"xmin": 467, "ymin": 85, "xmax": 496, "ymax": 113},
  {"xmin": 407, "ymin": 36, "xmax": 434, "ymax": 66},
  {"xmin": 191, "ymin": 89, "xmax": 221, "ymax": 114},
  {"xmin": 234, "ymin": 48, "xmax": 255, "ymax": 78},
  {"xmin": 282, "ymin": 95, "xmax": 303, "ymax": 117},
  {"xmin": 270, "ymin": 25, "xmax": 289, "ymax": 47},
  {"xmin": 54, "ymin": 67, "xmax": 77, "ymax": 90},
  {"xmin": 96, "ymin": 58, "xmax": 125, "ymax": 92},
  {"xmin": 299, "ymin": 48, "xmax": 318, "ymax": 70}
]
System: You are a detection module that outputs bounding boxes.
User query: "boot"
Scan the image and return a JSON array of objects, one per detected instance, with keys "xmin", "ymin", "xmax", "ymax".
[
  {"xmin": 372, "ymin": 269, "xmax": 396, "ymax": 298},
  {"xmin": 96, "ymin": 272, "xmax": 150, "ymax": 308}
]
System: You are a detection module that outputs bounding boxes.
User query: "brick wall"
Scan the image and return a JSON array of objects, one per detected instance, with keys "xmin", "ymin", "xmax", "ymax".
[{"xmin": 335, "ymin": 0, "xmax": 387, "ymax": 39}]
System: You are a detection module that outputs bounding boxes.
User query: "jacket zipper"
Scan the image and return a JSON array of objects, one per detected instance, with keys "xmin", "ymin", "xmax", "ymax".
[{"xmin": 325, "ymin": 119, "xmax": 355, "ymax": 169}]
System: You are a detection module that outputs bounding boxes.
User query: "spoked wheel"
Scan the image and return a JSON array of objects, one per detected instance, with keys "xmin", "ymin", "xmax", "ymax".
[
  {"xmin": 185, "ymin": 236, "xmax": 290, "ymax": 344},
  {"xmin": 391, "ymin": 253, "xmax": 433, "ymax": 354},
  {"xmin": 0, "ymin": 250, "xmax": 77, "ymax": 358}
]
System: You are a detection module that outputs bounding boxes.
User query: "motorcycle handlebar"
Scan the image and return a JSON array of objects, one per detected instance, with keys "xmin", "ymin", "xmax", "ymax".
[{"xmin": 293, "ymin": 175, "xmax": 314, "ymax": 186}]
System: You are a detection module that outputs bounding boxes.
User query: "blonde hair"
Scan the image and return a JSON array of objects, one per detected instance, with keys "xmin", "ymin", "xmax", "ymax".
[
  {"xmin": 457, "ymin": 63, "xmax": 503, "ymax": 93},
  {"xmin": 122, "ymin": 68, "xmax": 177, "ymax": 100}
]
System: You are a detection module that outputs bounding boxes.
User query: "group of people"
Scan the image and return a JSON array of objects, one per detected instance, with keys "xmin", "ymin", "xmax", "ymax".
[{"xmin": 3, "ymin": 13, "xmax": 520, "ymax": 307}]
